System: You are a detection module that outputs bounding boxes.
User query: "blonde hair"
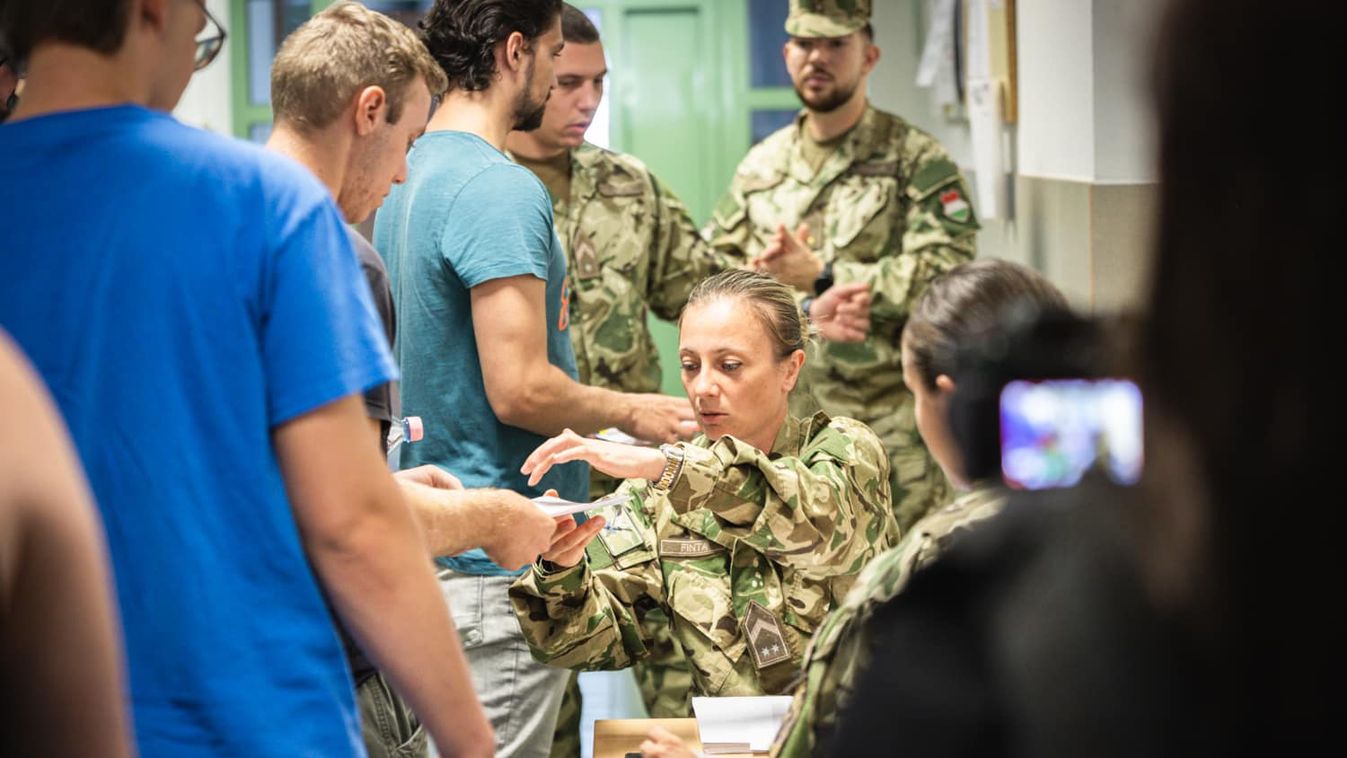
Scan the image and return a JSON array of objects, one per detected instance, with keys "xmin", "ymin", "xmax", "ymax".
[
  {"xmin": 682, "ymin": 270, "xmax": 810, "ymax": 359},
  {"xmin": 270, "ymin": 1, "xmax": 448, "ymax": 133}
]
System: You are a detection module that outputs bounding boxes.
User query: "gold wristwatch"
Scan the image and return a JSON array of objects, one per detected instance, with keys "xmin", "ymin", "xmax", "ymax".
[{"xmin": 652, "ymin": 443, "xmax": 685, "ymax": 491}]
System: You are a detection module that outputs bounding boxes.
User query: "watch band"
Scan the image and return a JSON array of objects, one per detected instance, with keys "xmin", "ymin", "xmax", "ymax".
[
  {"xmin": 653, "ymin": 443, "xmax": 686, "ymax": 491},
  {"xmin": 813, "ymin": 261, "xmax": 835, "ymax": 296}
]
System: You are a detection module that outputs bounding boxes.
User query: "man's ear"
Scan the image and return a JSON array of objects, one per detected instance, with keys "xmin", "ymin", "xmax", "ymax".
[
  {"xmin": 138, "ymin": 0, "xmax": 171, "ymax": 37},
  {"xmin": 353, "ymin": 86, "xmax": 387, "ymax": 137},
  {"xmin": 861, "ymin": 39, "xmax": 881, "ymax": 75},
  {"xmin": 503, "ymin": 30, "xmax": 529, "ymax": 75}
]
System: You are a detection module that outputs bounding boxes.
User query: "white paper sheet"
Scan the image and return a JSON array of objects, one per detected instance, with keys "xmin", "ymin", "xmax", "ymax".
[
  {"xmin": 691, "ymin": 696, "xmax": 793, "ymax": 754},
  {"xmin": 916, "ymin": 0, "xmax": 960, "ymax": 108},
  {"xmin": 532, "ymin": 491, "xmax": 629, "ymax": 518}
]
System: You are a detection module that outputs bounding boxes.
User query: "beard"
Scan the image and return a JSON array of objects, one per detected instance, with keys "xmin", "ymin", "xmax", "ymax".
[
  {"xmin": 512, "ymin": 58, "xmax": 550, "ymax": 132},
  {"xmin": 793, "ymin": 75, "xmax": 858, "ymax": 114}
]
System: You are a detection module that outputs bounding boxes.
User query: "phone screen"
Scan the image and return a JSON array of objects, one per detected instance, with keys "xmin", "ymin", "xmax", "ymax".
[{"xmin": 999, "ymin": 379, "xmax": 1143, "ymax": 490}]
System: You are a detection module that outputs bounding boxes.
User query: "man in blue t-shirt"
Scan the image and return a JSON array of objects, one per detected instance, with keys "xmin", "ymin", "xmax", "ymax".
[
  {"xmin": 0, "ymin": 2, "xmax": 489, "ymax": 756},
  {"xmin": 376, "ymin": 2, "xmax": 699, "ymax": 755},
  {"xmin": 264, "ymin": 5, "xmax": 566, "ymax": 757}
]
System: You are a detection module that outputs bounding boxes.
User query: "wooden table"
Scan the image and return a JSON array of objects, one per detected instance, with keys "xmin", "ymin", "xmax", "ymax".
[{"xmin": 592, "ymin": 717, "xmax": 757, "ymax": 758}]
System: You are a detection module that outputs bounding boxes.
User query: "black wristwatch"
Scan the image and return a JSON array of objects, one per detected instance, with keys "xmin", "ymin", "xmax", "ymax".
[{"xmin": 813, "ymin": 261, "xmax": 834, "ymax": 295}]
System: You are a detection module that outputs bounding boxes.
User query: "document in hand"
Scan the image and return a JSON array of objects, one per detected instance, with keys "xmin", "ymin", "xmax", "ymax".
[
  {"xmin": 532, "ymin": 491, "xmax": 629, "ymax": 518},
  {"xmin": 691, "ymin": 696, "xmax": 793, "ymax": 754}
]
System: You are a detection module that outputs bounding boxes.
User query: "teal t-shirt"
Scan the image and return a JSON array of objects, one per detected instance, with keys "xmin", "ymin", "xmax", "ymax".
[{"xmin": 376, "ymin": 130, "xmax": 588, "ymax": 575}]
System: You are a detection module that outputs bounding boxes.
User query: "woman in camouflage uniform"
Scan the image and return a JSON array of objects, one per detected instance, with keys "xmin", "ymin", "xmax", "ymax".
[
  {"xmin": 509, "ymin": 269, "xmax": 898, "ymax": 698},
  {"xmin": 638, "ymin": 259, "xmax": 1069, "ymax": 758}
]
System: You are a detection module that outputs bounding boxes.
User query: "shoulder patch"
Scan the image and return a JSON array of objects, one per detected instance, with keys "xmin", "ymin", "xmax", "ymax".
[
  {"xmin": 712, "ymin": 189, "xmax": 747, "ymax": 230},
  {"xmin": 739, "ymin": 171, "xmax": 785, "ymax": 194},
  {"xmin": 908, "ymin": 158, "xmax": 962, "ymax": 199}
]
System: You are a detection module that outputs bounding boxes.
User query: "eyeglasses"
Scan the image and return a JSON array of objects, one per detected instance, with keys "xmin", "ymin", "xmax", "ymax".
[{"xmin": 193, "ymin": 0, "xmax": 227, "ymax": 71}]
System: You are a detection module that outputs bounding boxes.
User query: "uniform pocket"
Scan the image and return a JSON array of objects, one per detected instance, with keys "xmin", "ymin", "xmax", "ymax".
[{"xmin": 829, "ymin": 179, "xmax": 893, "ymax": 251}]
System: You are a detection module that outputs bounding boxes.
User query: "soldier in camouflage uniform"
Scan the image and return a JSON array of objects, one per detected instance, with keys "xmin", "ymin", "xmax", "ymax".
[
  {"xmin": 772, "ymin": 485, "xmax": 1005, "ymax": 756},
  {"xmin": 636, "ymin": 259, "xmax": 1069, "ymax": 758},
  {"xmin": 705, "ymin": 0, "xmax": 979, "ymax": 533},
  {"xmin": 504, "ymin": 7, "xmax": 729, "ymax": 753},
  {"xmin": 509, "ymin": 270, "xmax": 898, "ymax": 702}
]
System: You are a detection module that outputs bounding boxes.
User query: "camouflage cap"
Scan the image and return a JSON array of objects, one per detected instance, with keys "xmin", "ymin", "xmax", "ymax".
[{"xmin": 785, "ymin": 0, "xmax": 871, "ymax": 39}]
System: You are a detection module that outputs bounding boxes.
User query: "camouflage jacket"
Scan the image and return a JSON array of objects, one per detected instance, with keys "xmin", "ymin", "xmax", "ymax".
[
  {"xmin": 552, "ymin": 143, "xmax": 732, "ymax": 394},
  {"xmin": 771, "ymin": 484, "xmax": 1007, "ymax": 758},
  {"xmin": 509, "ymin": 412, "xmax": 898, "ymax": 697},
  {"xmin": 705, "ymin": 106, "xmax": 977, "ymax": 494}
]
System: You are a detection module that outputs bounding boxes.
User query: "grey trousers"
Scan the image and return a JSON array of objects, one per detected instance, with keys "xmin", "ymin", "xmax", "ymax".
[
  {"xmin": 434, "ymin": 571, "xmax": 570, "ymax": 758},
  {"xmin": 358, "ymin": 672, "xmax": 427, "ymax": 758}
]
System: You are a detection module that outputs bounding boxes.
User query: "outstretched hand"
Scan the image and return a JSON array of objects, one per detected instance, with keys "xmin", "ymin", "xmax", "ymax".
[
  {"xmin": 521, "ymin": 429, "xmax": 667, "ymax": 487},
  {"xmin": 540, "ymin": 511, "xmax": 606, "ymax": 568}
]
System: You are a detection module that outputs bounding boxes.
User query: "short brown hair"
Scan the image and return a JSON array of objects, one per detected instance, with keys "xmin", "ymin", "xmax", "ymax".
[
  {"xmin": 903, "ymin": 259, "xmax": 1068, "ymax": 390},
  {"xmin": 561, "ymin": 4, "xmax": 600, "ymax": 44},
  {"xmin": 270, "ymin": 1, "xmax": 448, "ymax": 133},
  {"xmin": 0, "ymin": 0, "xmax": 132, "ymax": 62},
  {"xmin": 683, "ymin": 270, "xmax": 809, "ymax": 360}
]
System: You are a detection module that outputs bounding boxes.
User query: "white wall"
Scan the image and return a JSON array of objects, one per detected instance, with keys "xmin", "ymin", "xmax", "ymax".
[
  {"xmin": 868, "ymin": 0, "xmax": 974, "ymax": 165},
  {"xmin": 867, "ymin": 0, "xmax": 1165, "ymax": 309},
  {"xmin": 1017, "ymin": 0, "xmax": 1095, "ymax": 180},
  {"xmin": 1092, "ymin": 0, "xmax": 1161, "ymax": 183},
  {"xmin": 173, "ymin": 0, "xmax": 233, "ymax": 134}
]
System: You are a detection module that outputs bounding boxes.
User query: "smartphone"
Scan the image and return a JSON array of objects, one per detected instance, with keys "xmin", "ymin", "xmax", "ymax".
[{"xmin": 999, "ymin": 378, "xmax": 1143, "ymax": 490}]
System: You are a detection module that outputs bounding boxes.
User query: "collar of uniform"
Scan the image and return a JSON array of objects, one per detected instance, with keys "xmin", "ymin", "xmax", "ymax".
[
  {"xmin": 787, "ymin": 104, "xmax": 890, "ymax": 186},
  {"xmin": 568, "ymin": 142, "xmax": 606, "ymax": 203},
  {"xmin": 768, "ymin": 411, "xmax": 830, "ymax": 458}
]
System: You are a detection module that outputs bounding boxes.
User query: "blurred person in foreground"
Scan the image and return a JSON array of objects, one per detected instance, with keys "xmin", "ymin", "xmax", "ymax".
[
  {"xmin": 829, "ymin": 0, "xmax": 1341, "ymax": 754},
  {"xmin": 0, "ymin": 331, "xmax": 132, "ymax": 757}
]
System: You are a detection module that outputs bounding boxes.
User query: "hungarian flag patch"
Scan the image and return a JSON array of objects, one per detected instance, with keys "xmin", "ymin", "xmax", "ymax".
[{"xmin": 940, "ymin": 189, "xmax": 971, "ymax": 223}]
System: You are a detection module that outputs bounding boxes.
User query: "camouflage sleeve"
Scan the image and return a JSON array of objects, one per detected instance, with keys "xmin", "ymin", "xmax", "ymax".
[
  {"xmin": 701, "ymin": 172, "xmax": 759, "ymax": 268},
  {"xmin": 830, "ymin": 149, "xmax": 979, "ymax": 327},
  {"xmin": 662, "ymin": 418, "xmax": 895, "ymax": 578},
  {"xmin": 508, "ymin": 484, "xmax": 667, "ymax": 671},
  {"xmin": 645, "ymin": 175, "xmax": 738, "ymax": 321},
  {"xmin": 772, "ymin": 486, "xmax": 1008, "ymax": 757}
]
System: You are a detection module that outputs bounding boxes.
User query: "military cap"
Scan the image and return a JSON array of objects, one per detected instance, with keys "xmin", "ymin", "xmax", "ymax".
[{"xmin": 785, "ymin": 0, "xmax": 872, "ymax": 39}]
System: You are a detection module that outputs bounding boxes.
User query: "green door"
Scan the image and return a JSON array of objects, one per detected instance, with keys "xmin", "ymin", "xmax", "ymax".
[{"xmin": 582, "ymin": 0, "xmax": 800, "ymax": 394}]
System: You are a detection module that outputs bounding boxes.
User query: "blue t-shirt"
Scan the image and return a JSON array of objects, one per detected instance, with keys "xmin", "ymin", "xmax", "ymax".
[
  {"xmin": 375, "ymin": 130, "xmax": 588, "ymax": 576},
  {"xmin": 0, "ymin": 107, "xmax": 396, "ymax": 757}
]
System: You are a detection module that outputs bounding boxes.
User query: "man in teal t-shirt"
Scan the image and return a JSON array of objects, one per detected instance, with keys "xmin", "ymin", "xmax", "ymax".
[
  {"xmin": 378, "ymin": 128, "xmax": 590, "ymax": 554},
  {"xmin": 376, "ymin": 3, "xmax": 701, "ymax": 755}
]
